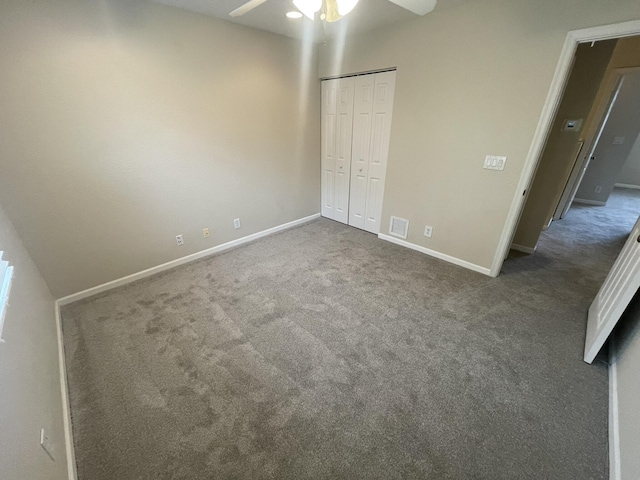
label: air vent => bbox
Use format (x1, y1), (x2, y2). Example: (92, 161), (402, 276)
(389, 216), (409, 239)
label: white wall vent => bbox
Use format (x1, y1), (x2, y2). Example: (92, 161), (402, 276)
(0, 251), (14, 344)
(389, 216), (409, 239)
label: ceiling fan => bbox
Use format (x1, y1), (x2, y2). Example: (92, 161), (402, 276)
(230, 0), (437, 22)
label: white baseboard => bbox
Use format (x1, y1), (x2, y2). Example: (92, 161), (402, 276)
(57, 213), (321, 306)
(55, 302), (78, 480)
(615, 183), (640, 190)
(609, 339), (621, 480)
(378, 234), (491, 276)
(573, 198), (607, 206)
(510, 243), (536, 255)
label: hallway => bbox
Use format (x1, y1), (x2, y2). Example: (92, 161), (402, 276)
(505, 187), (640, 311)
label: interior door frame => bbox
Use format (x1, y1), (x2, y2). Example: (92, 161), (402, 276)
(490, 19), (640, 278)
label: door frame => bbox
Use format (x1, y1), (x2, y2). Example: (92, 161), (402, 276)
(490, 19), (640, 277)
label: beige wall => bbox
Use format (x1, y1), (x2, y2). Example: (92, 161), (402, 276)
(318, 0), (640, 269)
(0, 0), (320, 297)
(513, 40), (616, 249)
(617, 133), (640, 186)
(608, 33), (640, 69)
(576, 70), (640, 202)
(0, 205), (68, 480)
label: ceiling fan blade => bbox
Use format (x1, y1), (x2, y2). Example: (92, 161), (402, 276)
(230, 0), (269, 17)
(388, 0), (437, 15)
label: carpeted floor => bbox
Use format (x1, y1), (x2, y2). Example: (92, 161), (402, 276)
(61, 188), (640, 480)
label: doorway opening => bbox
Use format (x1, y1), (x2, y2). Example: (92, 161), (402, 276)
(490, 20), (640, 277)
(509, 36), (640, 261)
(502, 33), (640, 358)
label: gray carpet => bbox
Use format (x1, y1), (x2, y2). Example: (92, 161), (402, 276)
(61, 188), (640, 480)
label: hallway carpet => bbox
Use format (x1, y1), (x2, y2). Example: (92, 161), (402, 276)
(61, 188), (640, 479)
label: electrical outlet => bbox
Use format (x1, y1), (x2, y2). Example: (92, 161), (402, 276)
(595, 186), (602, 194)
(233, 218), (241, 229)
(203, 228), (210, 238)
(176, 234), (184, 246)
(40, 429), (55, 461)
(424, 225), (433, 238)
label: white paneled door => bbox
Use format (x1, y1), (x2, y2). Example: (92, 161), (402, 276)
(334, 77), (355, 224)
(321, 79), (338, 220)
(584, 213), (640, 363)
(321, 71), (396, 233)
(321, 77), (354, 223)
(363, 71), (396, 234)
(349, 75), (375, 229)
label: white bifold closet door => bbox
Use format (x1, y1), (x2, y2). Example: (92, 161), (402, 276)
(321, 71), (396, 234)
(321, 76), (354, 224)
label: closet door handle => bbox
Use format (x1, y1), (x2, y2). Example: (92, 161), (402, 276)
(359, 168), (363, 172)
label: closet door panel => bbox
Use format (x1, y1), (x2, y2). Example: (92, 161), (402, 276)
(348, 75), (375, 229)
(321, 79), (338, 219)
(364, 71), (396, 234)
(333, 77), (355, 224)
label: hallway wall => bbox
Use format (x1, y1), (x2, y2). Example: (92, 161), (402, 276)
(576, 70), (640, 204)
(617, 133), (640, 187)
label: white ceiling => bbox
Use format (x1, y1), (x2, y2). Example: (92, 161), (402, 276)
(151, 0), (459, 42)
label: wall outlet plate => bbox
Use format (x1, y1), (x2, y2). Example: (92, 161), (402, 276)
(424, 225), (433, 238)
(233, 218), (241, 229)
(176, 234), (184, 246)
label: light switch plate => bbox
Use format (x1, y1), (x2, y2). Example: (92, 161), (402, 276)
(484, 155), (507, 171)
(561, 119), (583, 132)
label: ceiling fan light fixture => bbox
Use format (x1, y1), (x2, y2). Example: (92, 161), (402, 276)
(292, 0), (322, 20)
(336, 0), (359, 16)
(324, 0), (341, 22)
